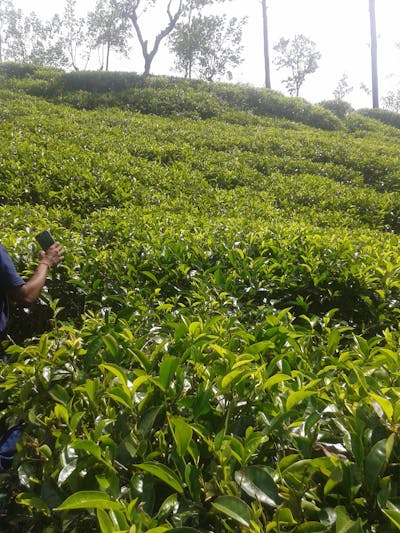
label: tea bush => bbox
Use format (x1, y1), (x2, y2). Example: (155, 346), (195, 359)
(319, 99), (354, 119)
(0, 86), (400, 531)
(358, 107), (400, 130)
(1, 64), (342, 130)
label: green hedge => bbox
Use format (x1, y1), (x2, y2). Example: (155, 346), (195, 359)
(358, 107), (400, 129)
(0, 63), (342, 130)
(319, 99), (354, 119)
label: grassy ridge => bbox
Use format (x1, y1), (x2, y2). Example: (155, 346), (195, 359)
(0, 81), (400, 531)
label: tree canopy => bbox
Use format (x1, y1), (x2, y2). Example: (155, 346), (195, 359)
(169, 13), (246, 81)
(273, 34), (321, 97)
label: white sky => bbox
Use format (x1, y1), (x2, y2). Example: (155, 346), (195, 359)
(12, 0), (400, 109)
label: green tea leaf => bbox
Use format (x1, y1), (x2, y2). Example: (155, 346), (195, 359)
(327, 329), (341, 356)
(235, 466), (281, 507)
(369, 393), (393, 421)
(365, 435), (395, 488)
(16, 493), (50, 512)
(296, 523), (328, 532)
(212, 496), (253, 527)
(382, 508), (400, 529)
(167, 529), (204, 532)
(54, 404), (69, 424)
(108, 386), (132, 409)
(102, 334), (120, 358)
(58, 461), (78, 484)
(49, 384), (70, 406)
(157, 493), (178, 520)
(221, 369), (250, 388)
(142, 270), (159, 284)
(335, 505), (363, 532)
(158, 356), (179, 390)
(185, 464), (201, 501)
(169, 416), (193, 457)
(100, 363), (128, 386)
(286, 390), (316, 410)
(71, 439), (101, 460)
(55, 491), (122, 511)
(135, 462), (183, 494)
(264, 373), (291, 389)
(275, 507), (297, 525)
(138, 405), (163, 437)
(97, 509), (114, 533)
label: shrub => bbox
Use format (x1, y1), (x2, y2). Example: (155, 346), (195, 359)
(358, 107), (400, 129)
(58, 70), (143, 93)
(0, 64), (342, 130)
(0, 62), (38, 78)
(208, 83), (343, 130)
(319, 99), (354, 119)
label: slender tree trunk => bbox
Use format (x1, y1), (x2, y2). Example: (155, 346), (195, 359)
(369, 0), (379, 108)
(187, 5), (193, 79)
(106, 41), (110, 71)
(261, 0), (271, 88)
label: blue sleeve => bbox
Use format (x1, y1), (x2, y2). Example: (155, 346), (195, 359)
(0, 246), (25, 290)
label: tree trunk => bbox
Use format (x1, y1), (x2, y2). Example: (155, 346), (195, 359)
(144, 52), (154, 76)
(369, 0), (379, 108)
(129, 0), (183, 76)
(261, 0), (271, 89)
(106, 41), (110, 71)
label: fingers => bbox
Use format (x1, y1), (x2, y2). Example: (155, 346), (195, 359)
(44, 242), (64, 265)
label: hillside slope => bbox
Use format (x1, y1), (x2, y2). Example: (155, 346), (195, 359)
(0, 81), (400, 531)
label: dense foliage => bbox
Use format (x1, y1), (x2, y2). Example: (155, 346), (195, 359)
(0, 75), (400, 532)
(0, 64), (342, 130)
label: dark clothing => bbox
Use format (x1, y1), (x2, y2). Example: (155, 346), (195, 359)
(0, 248), (25, 473)
(0, 246), (24, 333)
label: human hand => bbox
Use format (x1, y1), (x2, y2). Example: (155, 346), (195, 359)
(40, 242), (64, 268)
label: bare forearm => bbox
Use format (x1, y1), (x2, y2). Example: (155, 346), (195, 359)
(7, 242), (64, 306)
(8, 262), (50, 305)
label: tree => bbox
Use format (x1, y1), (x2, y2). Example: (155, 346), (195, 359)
(369, 0), (379, 108)
(360, 82), (371, 96)
(197, 15), (246, 82)
(170, 13), (246, 81)
(169, 15), (203, 78)
(87, 0), (132, 71)
(333, 73), (353, 101)
(382, 90), (400, 112)
(0, 1), (33, 64)
(273, 34), (321, 97)
(0, 1), (68, 68)
(23, 13), (68, 68)
(62, 0), (91, 71)
(115, 0), (184, 75)
(2, 7), (69, 68)
(0, 0), (13, 62)
(118, 0), (230, 75)
(261, 0), (271, 89)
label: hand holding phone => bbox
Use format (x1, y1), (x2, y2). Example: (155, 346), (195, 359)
(35, 230), (56, 251)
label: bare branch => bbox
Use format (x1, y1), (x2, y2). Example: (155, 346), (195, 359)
(127, 0), (185, 74)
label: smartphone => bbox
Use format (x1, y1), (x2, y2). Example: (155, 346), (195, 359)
(35, 230), (55, 251)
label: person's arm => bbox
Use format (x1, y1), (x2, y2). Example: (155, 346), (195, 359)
(7, 242), (64, 305)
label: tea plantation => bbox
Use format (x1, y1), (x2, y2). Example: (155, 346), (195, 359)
(1, 68), (400, 532)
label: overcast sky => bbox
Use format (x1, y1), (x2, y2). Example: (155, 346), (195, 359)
(12, 0), (400, 109)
